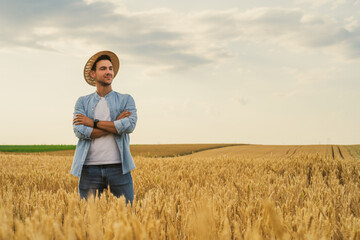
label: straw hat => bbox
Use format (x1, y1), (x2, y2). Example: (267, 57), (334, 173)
(83, 50), (120, 86)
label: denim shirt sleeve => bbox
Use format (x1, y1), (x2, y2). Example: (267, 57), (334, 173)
(114, 94), (137, 134)
(73, 97), (93, 140)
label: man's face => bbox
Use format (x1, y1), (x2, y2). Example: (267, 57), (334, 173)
(91, 59), (114, 86)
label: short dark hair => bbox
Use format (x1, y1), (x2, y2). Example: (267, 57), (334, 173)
(91, 55), (112, 71)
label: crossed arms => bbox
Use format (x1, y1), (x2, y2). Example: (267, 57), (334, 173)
(72, 95), (137, 140)
(73, 110), (132, 139)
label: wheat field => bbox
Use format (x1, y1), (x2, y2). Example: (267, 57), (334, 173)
(1, 145), (360, 239)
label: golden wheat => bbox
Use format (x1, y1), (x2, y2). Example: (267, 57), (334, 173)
(1, 146), (360, 239)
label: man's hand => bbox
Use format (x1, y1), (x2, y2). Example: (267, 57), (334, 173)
(116, 110), (132, 120)
(73, 114), (94, 127)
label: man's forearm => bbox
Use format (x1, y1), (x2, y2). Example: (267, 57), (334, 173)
(74, 113), (127, 136)
(90, 128), (111, 138)
(97, 121), (118, 134)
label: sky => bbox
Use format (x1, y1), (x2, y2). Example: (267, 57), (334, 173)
(0, 0), (359, 145)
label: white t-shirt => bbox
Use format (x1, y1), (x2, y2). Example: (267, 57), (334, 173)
(84, 97), (121, 165)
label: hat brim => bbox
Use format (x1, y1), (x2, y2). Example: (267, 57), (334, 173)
(83, 50), (120, 86)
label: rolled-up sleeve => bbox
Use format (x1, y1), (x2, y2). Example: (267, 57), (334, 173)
(73, 97), (93, 140)
(114, 95), (137, 134)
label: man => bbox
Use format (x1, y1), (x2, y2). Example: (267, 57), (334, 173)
(71, 50), (137, 204)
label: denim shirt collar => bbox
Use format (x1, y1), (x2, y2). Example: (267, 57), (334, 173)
(94, 90), (114, 100)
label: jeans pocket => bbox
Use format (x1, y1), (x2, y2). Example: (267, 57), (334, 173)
(79, 166), (103, 189)
(107, 171), (132, 186)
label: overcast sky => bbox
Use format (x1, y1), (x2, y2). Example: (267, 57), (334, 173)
(1, 0), (359, 145)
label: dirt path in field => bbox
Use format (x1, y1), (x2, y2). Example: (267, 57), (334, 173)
(0, 150), (76, 156)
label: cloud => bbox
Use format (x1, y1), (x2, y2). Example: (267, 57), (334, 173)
(294, 0), (346, 9)
(344, 17), (359, 32)
(0, 0), (359, 72)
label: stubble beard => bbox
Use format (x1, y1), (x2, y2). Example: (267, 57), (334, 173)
(98, 80), (112, 86)
(97, 76), (113, 86)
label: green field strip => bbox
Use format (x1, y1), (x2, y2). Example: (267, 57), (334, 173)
(0, 145), (76, 152)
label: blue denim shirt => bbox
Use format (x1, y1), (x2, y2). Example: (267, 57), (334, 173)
(70, 91), (137, 177)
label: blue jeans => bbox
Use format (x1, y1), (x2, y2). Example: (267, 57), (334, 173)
(79, 164), (134, 205)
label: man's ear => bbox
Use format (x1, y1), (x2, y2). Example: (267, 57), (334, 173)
(90, 70), (96, 79)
